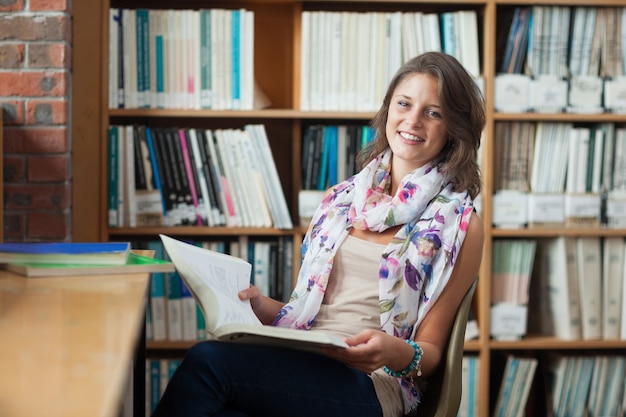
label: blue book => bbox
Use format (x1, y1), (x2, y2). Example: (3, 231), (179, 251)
(148, 241), (168, 341)
(108, 126), (119, 227)
(231, 9), (241, 109)
(0, 241), (130, 265)
(149, 360), (161, 413)
(326, 125), (338, 186)
(316, 126), (332, 190)
(144, 127), (166, 215)
(166, 271), (183, 341)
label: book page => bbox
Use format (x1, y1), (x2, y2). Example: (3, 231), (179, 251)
(160, 235), (261, 330)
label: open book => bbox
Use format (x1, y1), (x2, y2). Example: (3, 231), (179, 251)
(159, 234), (348, 352)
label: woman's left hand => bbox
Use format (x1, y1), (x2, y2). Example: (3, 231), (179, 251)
(322, 329), (410, 374)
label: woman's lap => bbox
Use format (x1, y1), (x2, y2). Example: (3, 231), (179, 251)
(152, 341), (383, 417)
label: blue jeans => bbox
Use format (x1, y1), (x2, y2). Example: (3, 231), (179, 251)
(151, 341), (384, 417)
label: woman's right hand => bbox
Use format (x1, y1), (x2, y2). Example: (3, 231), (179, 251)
(238, 285), (285, 324)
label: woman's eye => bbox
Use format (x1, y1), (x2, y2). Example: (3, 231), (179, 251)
(398, 100), (409, 107)
(427, 109), (442, 119)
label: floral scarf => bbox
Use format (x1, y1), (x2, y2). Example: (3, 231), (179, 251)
(274, 149), (474, 414)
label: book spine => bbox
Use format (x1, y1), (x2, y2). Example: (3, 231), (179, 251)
(144, 127), (167, 216)
(108, 125), (119, 227)
(200, 9), (212, 109)
(178, 128), (204, 225)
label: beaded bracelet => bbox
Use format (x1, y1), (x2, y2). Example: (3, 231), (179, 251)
(383, 340), (423, 378)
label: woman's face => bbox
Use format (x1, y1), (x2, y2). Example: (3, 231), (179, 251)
(385, 73), (448, 173)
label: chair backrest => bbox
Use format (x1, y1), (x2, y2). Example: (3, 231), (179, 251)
(415, 278), (478, 417)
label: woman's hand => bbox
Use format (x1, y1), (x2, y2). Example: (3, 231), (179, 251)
(238, 285), (285, 325)
(322, 329), (416, 375)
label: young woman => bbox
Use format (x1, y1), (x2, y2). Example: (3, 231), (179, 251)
(152, 51), (485, 417)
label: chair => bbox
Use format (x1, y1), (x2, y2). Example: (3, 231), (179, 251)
(415, 278), (478, 417)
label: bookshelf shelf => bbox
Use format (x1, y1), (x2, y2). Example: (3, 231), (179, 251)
(492, 228), (626, 238)
(72, 0), (626, 415)
(108, 226), (301, 237)
(109, 108), (377, 120)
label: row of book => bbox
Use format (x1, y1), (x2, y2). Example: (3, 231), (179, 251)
(492, 122), (626, 228)
(456, 356), (480, 417)
(146, 358), (180, 416)
(109, 8), (255, 110)
(500, 6), (626, 78)
(491, 236), (626, 341)
(108, 123), (292, 229)
(492, 355), (626, 417)
(495, 6), (626, 113)
(301, 124), (375, 191)
(143, 237), (294, 343)
(300, 9), (480, 111)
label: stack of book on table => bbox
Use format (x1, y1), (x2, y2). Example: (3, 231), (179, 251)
(0, 241), (173, 277)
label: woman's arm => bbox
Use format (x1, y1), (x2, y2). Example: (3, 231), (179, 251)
(238, 286), (286, 325)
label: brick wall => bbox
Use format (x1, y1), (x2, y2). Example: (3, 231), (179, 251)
(0, 0), (72, 241)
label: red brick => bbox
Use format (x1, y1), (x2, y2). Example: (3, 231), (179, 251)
(3, 213), (25, 240)
(3, 127), (26, 153)
(1, 100), (25, 125)
(0, 43), (25, 68)
(0, 71), (67, 97)
(0, 0), (24, 12)
(28, 154), (69, 181)
(4, 155), (26, 181)
(5, 183), (70, 210)
(28, 42), (70, 69)
(27, 211), (70, 239)
(30, 0), (68, 12)
(23, 126), (68, 153)
(0, 15), (70, 42)
(26, 100), (67, 125)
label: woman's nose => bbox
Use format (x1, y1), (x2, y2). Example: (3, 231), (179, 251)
(405, 109), (423, 128)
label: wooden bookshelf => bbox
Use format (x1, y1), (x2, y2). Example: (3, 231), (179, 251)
(72, 1), (626, 416)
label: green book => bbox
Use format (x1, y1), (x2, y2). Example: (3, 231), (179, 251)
(4, 252), (174, 277)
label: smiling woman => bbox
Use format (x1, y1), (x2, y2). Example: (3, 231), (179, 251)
(151, 52), (485, 417)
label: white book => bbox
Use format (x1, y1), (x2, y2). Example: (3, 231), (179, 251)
(565, 127), (580, 193)
(234, 129), (273, 227)
(242, 9), (254, 110)
(214, 129), (250, 226)
(575, 127), (590, 194)
(300, 11), (311, 110)
(124, 125), (137, 227)
(577, 237), (603, 340)
(109, 8), (119, 109)
(204, 129), (237, 227)
(245, 124), (294, 229)
(327, 11), (341, 110)
(122, 9), (138, 108)
(564, 237), (583, 340)
(355, 13), (371, 111)
(458, 10), (480, 77)
(537, 238), (580, 340)
(116, 125), (125, 227)
(159, 234), (348, 352)
(210, 9), (225, 110)
(602, 238), (624, 339)
(188, 129), (214, 226)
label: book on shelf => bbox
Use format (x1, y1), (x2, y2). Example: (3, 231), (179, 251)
(493, 356), (538, 417)
(4, 251), (174, 278)
(159, 234), (347, 352)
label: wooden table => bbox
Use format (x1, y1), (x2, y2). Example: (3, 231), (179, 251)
(0, 269), (150, 417)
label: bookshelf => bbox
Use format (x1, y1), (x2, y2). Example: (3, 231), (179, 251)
(71, 1), (626, 416)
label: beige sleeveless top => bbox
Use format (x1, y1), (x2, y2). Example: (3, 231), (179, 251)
(311, 235), (404, 417)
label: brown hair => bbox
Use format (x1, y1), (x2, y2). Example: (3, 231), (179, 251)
(358, 52), (485, 199)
